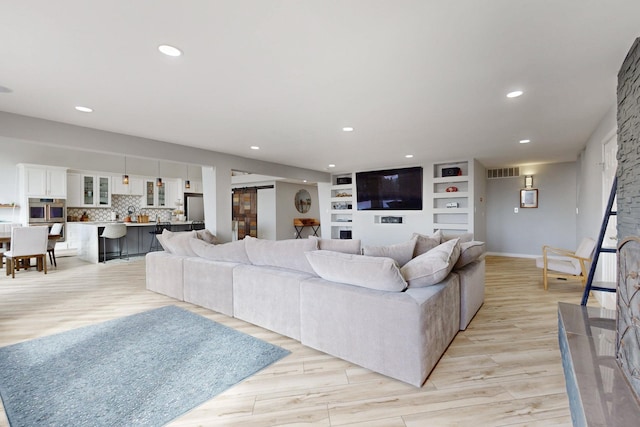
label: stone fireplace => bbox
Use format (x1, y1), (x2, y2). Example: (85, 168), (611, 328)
(616, 36), (640, 402)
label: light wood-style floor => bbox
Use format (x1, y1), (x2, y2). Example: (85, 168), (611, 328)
(0, 255), (599, 426)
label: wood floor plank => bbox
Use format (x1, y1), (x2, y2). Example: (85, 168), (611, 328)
(0, 254), (597, 426)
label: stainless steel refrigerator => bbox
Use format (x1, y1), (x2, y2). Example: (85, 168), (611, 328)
(185, 193), (204, 221)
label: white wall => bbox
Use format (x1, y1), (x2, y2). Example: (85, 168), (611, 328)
(257, 188), (276, 240)
(275, 182), (320, 240)
(486, 162), (577, 256)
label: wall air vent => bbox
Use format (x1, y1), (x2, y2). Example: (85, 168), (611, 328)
(487, 167), (521, 179)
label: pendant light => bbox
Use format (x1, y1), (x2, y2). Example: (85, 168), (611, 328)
(185, 164), (191, 189)
(122, 156), (129, 184)
(156, 161), (163, 187)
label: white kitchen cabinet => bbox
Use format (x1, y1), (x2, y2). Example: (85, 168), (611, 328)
(67, 173), (111, 207)
(19, 164), (67, 198)
(188, 180), (203, 194)
(112, 176), (144, 196)
(144, 178), (177, 207)
(67, 173), (82, 207)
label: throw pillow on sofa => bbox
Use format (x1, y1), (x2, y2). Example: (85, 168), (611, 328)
(400, 238), (461, 288)
(305, 250), (407, 292)
(195, 229), (218, 245)
(189, 238), (250, 264)
(454, 241), (485, 269)
(244, 236), (318, 274)
(412, 230), (442, 257)
(362, 238), (417, 267)
(157, 230), (198, 256)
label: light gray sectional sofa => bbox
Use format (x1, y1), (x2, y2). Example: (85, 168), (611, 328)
(145, 231), (485, 387)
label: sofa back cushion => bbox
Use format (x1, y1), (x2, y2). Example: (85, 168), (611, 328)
(305, 250), (407, 292)
(308, 236), (361, 254)
(401, 238), (461, 288)
(362, 238), (417, 267)
(189, 238), (250, 264)
(412, 230), (442, 257)
(244, 236), (318, 274)
(454, 241), (485, 269)
(157, 230), (198, 256)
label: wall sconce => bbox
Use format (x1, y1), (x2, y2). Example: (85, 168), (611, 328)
(524, 175), (533, 188)
(122, 156), (129, 184)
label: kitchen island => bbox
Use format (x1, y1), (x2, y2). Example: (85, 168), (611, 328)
(67, 221), (198, 263)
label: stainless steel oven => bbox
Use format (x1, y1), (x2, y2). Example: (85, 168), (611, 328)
(28, 198), (66, 223)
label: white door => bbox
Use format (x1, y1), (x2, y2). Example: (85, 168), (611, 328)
(596, 133), (617, 309)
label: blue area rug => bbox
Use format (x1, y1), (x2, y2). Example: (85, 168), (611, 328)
(0, 305), (290, 427)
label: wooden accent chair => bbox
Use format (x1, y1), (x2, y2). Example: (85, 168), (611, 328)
(4, 226), (49, 278)
(535, 237), (597, 290)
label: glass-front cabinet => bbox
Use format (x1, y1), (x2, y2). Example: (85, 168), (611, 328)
(145, 180), (156, 207)
(98, 176), (110, 206)
(83, 175), (95, 206)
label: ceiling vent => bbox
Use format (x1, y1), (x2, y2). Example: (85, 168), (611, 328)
(487, 167), (520, 179)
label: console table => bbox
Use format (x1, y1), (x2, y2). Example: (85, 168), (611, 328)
(293, 219), (320, 239)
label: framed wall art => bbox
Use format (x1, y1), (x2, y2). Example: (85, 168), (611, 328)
(520, 189), (538, 208)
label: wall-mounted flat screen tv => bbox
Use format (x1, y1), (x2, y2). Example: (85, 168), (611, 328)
(356, 166), (423, 210)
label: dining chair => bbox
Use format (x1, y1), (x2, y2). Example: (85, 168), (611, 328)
(47, 223), (63, 267)
(189, 220), (205, 231)
(4, 226), (49, 278)
(100, 223), (128, 263)
(0, 223), (22, 268)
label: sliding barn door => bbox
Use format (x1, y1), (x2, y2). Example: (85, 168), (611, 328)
(232, 188), (257, 239)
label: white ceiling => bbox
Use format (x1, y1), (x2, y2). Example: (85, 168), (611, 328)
(0, 1), (638, 174)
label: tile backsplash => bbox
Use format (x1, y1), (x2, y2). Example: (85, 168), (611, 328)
(67, 195), (173, 222)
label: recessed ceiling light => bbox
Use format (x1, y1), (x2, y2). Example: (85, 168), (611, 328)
(405, 154), (414, 158)
(519, 139), (531, 144)
(250, 146), (260, 150)
(75, 106), (93, 113)
(342, 127), (354, 132)
(303, 180), (308, 183)
(507, 90), (523, 98)
(158, 44), (182, 57)
(328, 164), (336, 168)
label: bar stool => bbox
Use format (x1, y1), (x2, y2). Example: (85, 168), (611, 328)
(100, 224), (128, 263)
(190, 220), (205, 231)
(149, 222), (171, 252)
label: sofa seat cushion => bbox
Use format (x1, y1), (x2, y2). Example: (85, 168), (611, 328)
(401, 238), (461, 288)
(300, 274), (460, 386)
(244, 236), (318, 274)
(145, 251), (187, 300)
(189, 238), (250, 264)
(455, 259), (485, 330)
(233, 264), (313, 340)
(305, 250), (407, 292)
(362, 238), (417, 267)
(183, 257), (238, 317)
